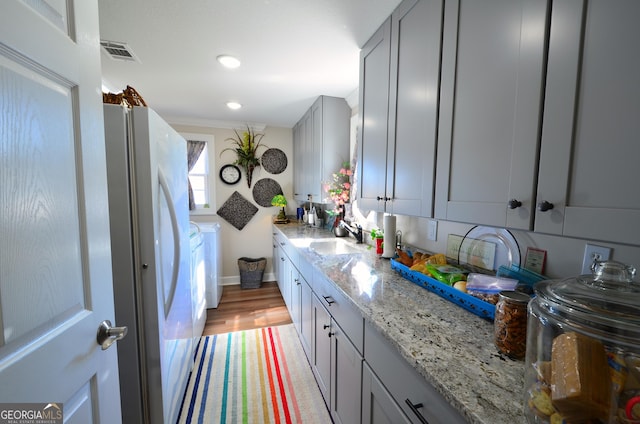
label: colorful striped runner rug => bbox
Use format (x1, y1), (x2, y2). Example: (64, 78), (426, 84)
(177, 324), (331, 424)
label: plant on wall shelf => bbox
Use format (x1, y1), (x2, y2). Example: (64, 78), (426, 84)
(222, 125), (267, 188)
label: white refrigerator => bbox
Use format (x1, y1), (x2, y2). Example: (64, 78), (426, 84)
(103, 104), (199, 424)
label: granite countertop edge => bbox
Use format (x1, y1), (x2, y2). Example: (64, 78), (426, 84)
(273, 223), (527, 424)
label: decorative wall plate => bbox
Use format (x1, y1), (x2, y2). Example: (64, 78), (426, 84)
(261, 148), (288, 174)
(216, 191), (258, 230)
(458, 225), (521, 272)
(252, 178), (283, 207)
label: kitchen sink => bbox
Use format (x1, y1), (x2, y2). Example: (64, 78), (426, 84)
(309, 239), (365, 256)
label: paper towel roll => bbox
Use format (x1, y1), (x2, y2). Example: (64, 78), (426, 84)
(382, 215), (396, 258)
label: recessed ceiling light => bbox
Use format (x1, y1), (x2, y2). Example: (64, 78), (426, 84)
(226, 102), (242, 110)
(217, 55), (241, 69)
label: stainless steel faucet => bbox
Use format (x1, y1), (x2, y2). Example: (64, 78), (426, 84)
(339, 220), (363, 243)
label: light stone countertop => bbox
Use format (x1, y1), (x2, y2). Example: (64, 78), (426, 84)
(274, 222), (527, 424)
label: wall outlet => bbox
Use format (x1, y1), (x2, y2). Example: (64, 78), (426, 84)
(427, 220), (437, 241)
(581, 244), (612, 274)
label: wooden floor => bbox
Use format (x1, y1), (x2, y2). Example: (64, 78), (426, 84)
(202, 281), (292, 335)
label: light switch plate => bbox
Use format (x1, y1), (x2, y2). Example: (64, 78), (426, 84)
(427, 220), (437, 241)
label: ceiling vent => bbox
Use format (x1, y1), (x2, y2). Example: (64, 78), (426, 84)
(100, 40), (140, 62)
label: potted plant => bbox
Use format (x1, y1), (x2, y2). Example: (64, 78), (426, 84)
(222, 125), (267, 188)
(271, 194), (289, 223)
(370, 228), (384, 255)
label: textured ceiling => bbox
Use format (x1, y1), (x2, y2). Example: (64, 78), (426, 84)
(98, 0), (402, 128)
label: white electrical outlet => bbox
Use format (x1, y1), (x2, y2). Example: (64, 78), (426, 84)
(581, 243), (612, 274)
(427, 220), (437, 241)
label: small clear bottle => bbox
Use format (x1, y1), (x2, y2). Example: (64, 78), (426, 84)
(494, 290), (530, 359)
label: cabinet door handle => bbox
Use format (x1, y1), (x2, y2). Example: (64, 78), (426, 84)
(537, 200), (554, 212)
(295, 278), (301, 285)
(323, 296), (335, 305)
(405, 399), (429, 424)
(376, 196), (384, 201)
(507, 199), (522, 209)
(280, 257), (285, 262)
(323, 324), (330, 330)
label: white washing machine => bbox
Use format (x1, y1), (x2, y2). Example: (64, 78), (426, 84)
(189, 225), (206, 341)
(199, 223), (223, 308)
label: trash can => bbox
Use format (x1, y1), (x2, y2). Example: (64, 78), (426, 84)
(238, 257), (266, 289)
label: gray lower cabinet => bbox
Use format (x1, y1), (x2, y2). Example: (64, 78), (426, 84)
(312, 277), (363, 424)
(535, 0), (640, 245)
(300, 276), (313, 357)
(311, 292), (331, 403)
(289, 268), (302, 335)
(273, 236), (290, 306)
(331, 318), (363, 424)
(362, 362), (411, 424)
(435, 0), (549, 229)
(365, 322), (466, 424)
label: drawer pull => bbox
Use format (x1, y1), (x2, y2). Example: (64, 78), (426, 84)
(323, 296), (335, 306)
(405, 399), (429, 424)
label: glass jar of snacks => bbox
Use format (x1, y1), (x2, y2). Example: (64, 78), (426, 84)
(494, 290), (530, 359)
(524, 260), (640, 424)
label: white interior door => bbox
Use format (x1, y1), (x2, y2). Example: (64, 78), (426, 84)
(0, 1), (122, 422)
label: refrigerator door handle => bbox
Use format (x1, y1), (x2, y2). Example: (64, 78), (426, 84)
(158, 168), (181, 317)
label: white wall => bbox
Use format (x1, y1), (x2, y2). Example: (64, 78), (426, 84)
(172, 123), (293, 284)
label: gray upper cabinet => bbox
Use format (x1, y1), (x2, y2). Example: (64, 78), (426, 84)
(535, 0), (640, 245)
(358, 0), (443, 217)
(435, 0), (549, 229)
(293, 117), (306, 203)
(358, 17), (391, 213)
(293, 96), (350, 203)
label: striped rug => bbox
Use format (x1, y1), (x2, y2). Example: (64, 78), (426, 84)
(177, 324), (331, 424)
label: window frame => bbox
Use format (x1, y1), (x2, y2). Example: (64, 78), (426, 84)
(181, 132), (215, 216)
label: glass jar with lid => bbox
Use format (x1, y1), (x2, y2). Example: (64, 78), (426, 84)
(524, 260), (640, 423)
(495, 290), (530, 359)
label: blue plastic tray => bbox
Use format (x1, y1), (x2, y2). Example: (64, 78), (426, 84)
(391, 259), (495, 320)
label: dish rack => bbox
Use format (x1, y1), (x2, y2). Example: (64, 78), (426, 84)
(391, 259), (495, 320)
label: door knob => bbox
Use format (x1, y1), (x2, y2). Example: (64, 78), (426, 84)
(537, 200), (554, 212)
(507, 199), (522, 209)
(97, 320), (128, 350)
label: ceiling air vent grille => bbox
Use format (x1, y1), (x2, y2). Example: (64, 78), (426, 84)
(100, 40), (140, 62)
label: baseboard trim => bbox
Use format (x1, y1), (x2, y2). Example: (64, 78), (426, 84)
(221, 271), (276, 286)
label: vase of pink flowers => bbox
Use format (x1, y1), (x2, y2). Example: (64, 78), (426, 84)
(323, 162), (352, 227)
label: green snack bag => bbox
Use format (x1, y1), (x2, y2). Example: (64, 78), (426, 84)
(425, 264), (467, 286)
